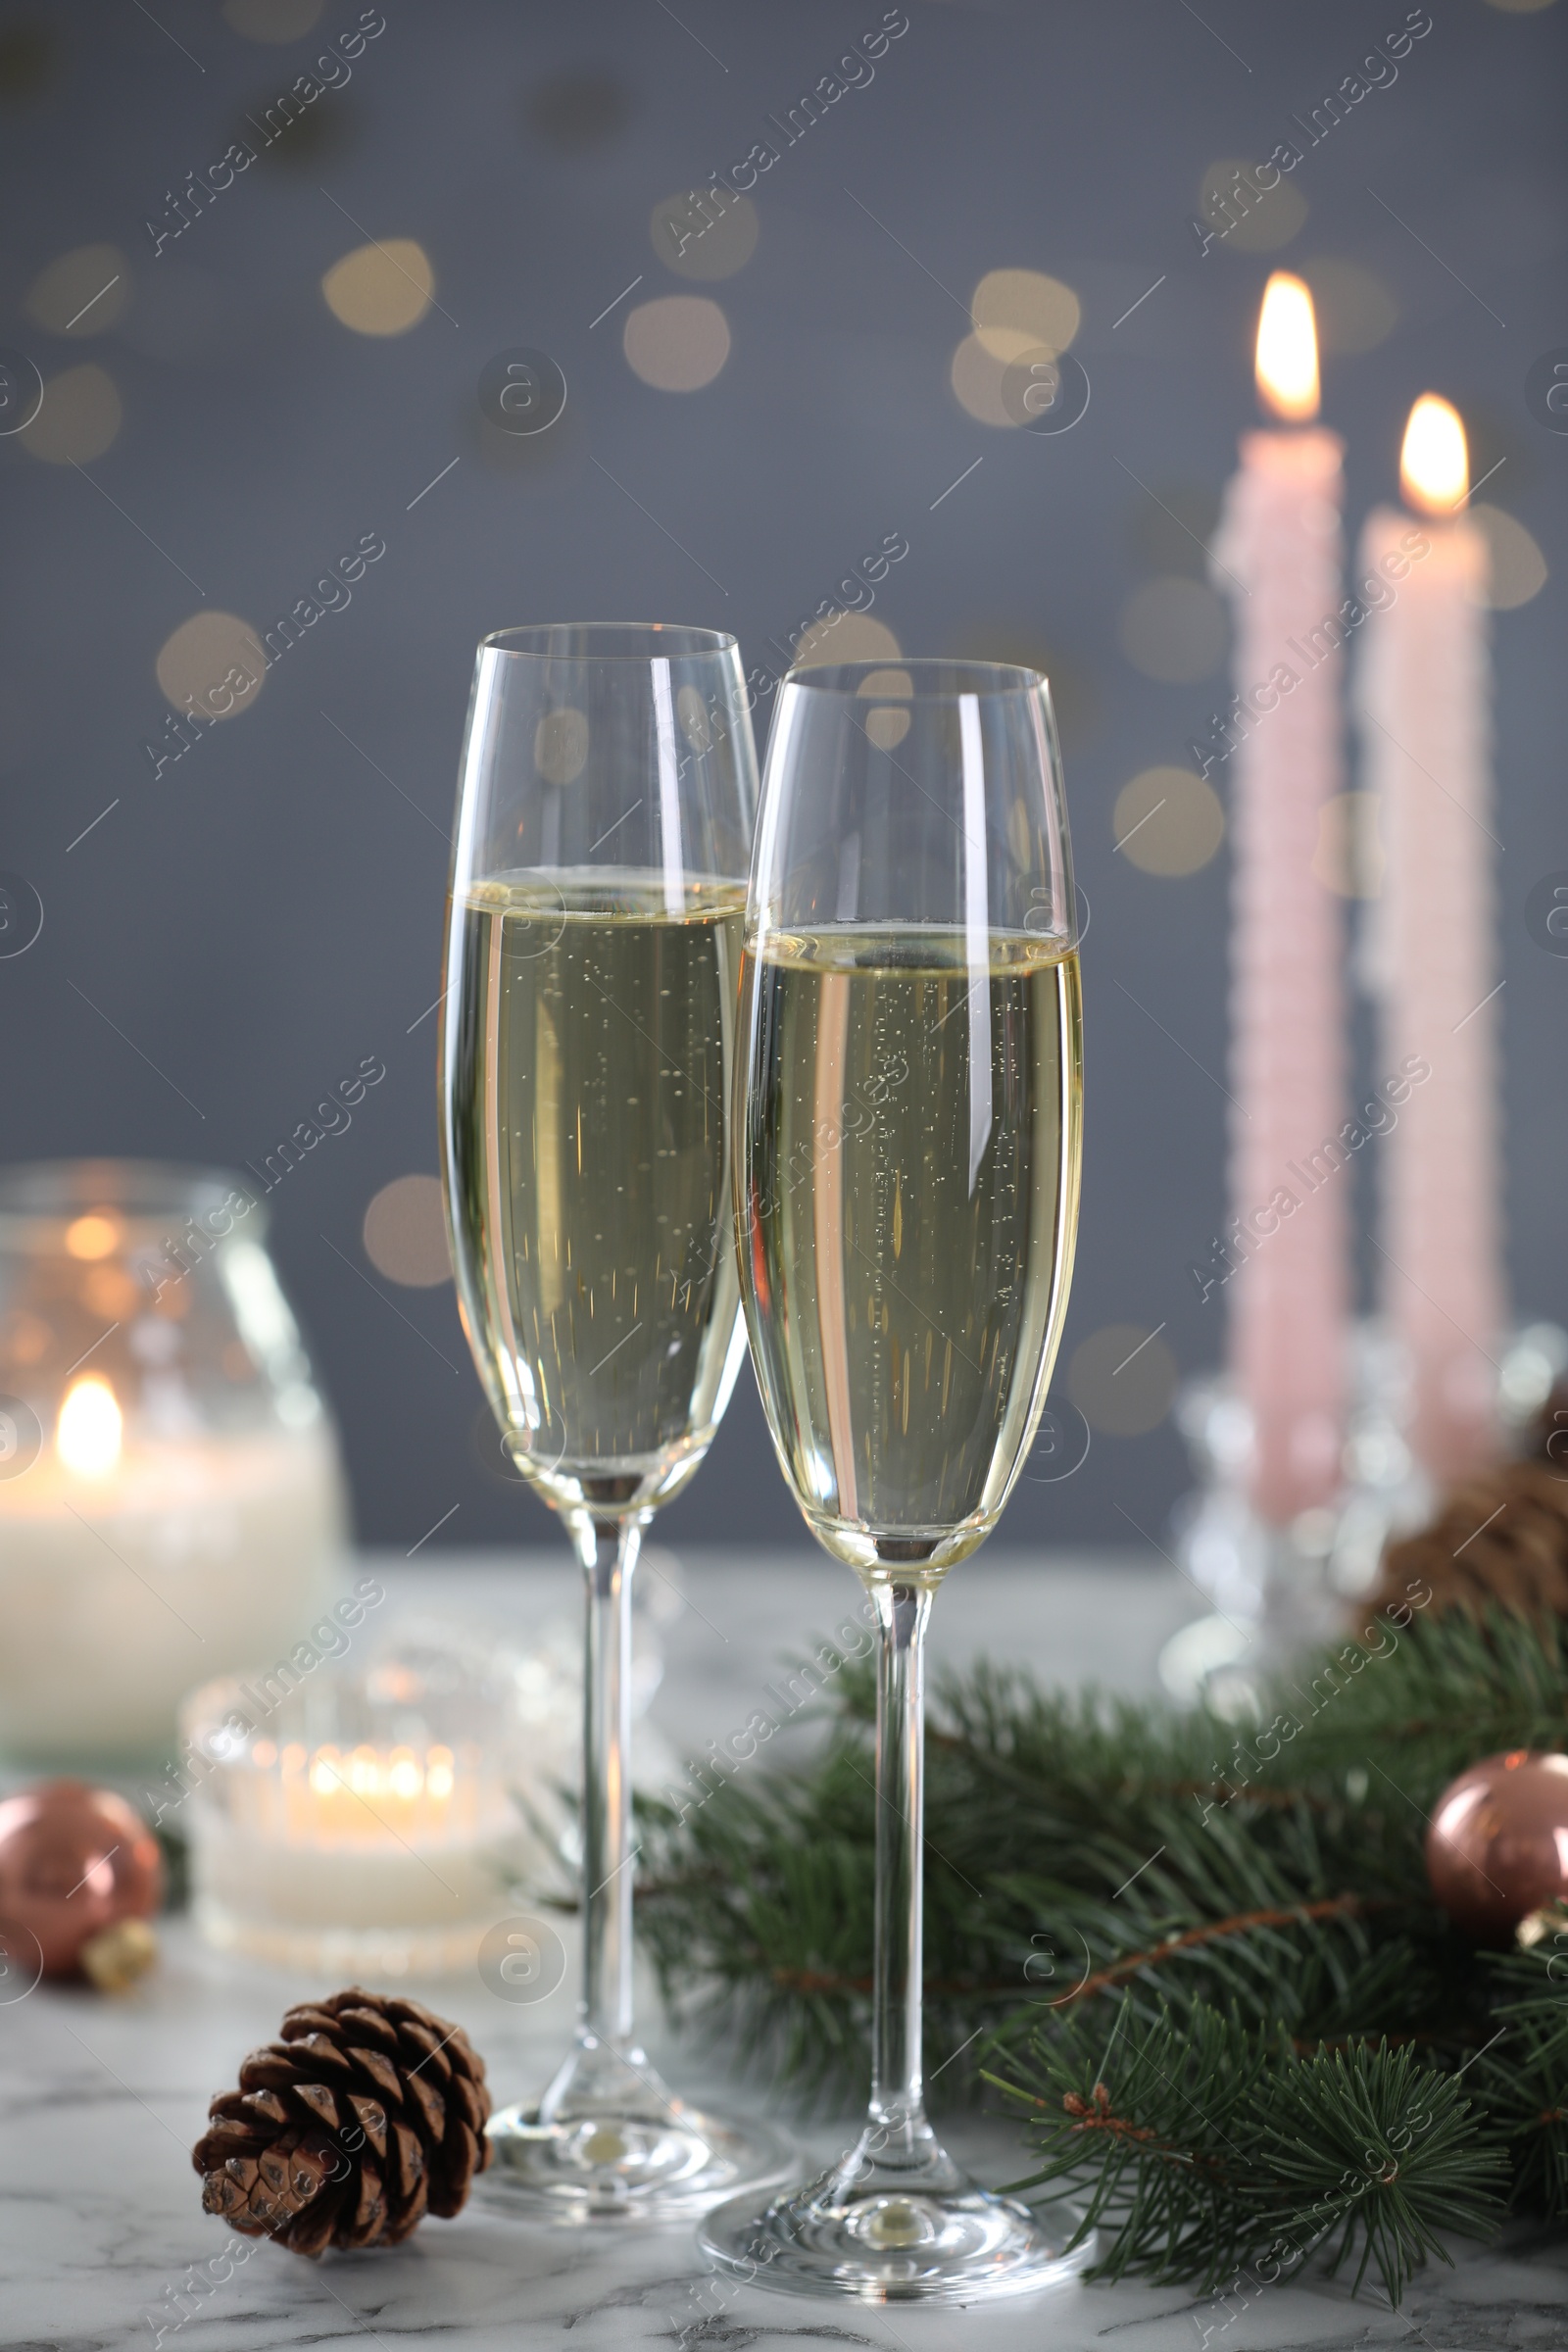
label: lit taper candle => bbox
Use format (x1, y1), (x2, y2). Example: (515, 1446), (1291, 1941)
(1209, 271), (1349, 1526)
(1358, 395), (1502, 1477)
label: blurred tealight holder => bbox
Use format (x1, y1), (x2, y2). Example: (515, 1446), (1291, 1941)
(0, 1161), (348, 1765)
(180, 1623), (578, 1977)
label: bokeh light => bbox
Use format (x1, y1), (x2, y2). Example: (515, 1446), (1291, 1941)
(363, 1175), (452, 1287)
(650, 189), (759, 280)
(20, 364), (122, 463)
(156, 612), (266, 720)
(969, 268), (1079, 359)
(1470, 505), (1547, 610)
(623, 295), (730, 391)
(856, 667), (914, 751)
(25, 244), (129, 337)
(1198, 157), (1306, 253)
(950, 333), (1016, 427)
(320, 239), (434, 335)
(793, 613), (902, 666)
(1067, 1324), (1179, 1437)
(1118, 578), (1227, 683)
(1300, 258), (1398, 355)
(534, 708), (590, 784)
(1113, 767), (1225, 877)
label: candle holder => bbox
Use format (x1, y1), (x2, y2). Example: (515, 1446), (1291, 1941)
(1160, 1319), (1568, 1708)
(182, 1622), (577, 1978)
(0, 1160), (348, 1764)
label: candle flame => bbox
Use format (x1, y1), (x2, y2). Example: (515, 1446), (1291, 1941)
(302, 1742), (457, 1807)
(57, 1375), (122, 1478)
(1400, 393), (1468, 514)
(1255, 271), (1319, 422)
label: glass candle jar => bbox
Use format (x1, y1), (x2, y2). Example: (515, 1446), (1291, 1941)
(0, 1160), (349, 1765)
(181, 1623), (573, 1977)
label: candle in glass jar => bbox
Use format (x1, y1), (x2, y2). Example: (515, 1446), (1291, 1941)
(0, 1372), (343, 1761)
(1358, 394), (1502, 1476)
(1209, 272), (1348, 1525)
(0, 1172), (350, 1765)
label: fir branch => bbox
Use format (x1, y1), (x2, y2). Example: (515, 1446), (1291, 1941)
(990, 2003), (1507, 2304)
(1054, 1893), (1393, 2011)
(1474, 1933), (1568, 2219)
(635, 1604), (1568, 2295)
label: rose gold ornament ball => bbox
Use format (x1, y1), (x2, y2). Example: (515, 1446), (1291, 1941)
(1426, 1749), (1568, 1945)
(0, 1780), (164, 1978)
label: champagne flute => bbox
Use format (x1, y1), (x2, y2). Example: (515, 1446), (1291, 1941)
(439, 624), (790, 2217)
(702, 660), (1089, 2299)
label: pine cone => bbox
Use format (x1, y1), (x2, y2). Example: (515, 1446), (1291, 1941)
(1373, 1459), (1568, 1624)
(193, 1986), (491, 2254)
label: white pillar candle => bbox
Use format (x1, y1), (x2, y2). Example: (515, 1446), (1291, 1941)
(1358, 395), (1502, 1477)
(1209, 272), (1348, 1526)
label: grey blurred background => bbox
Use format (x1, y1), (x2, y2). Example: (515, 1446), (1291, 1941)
(1, 0), (1563, 1556)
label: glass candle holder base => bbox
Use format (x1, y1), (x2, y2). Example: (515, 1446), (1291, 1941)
(481, 2035), (792, 2221)
(701, 2128), (1095, 2304)
(191, 1892), (497, 1980)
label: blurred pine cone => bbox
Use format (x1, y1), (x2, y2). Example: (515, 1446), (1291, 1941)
(193, 1986), (491, 2254)
(1375, 1459), (1568, 1623)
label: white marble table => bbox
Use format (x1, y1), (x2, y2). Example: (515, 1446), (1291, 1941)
(5, 1547), (1566, 2350)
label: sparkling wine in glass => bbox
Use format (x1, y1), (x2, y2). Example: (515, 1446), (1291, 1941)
(702, 660), (1089, 2299)
(440, 623), (790, 2217)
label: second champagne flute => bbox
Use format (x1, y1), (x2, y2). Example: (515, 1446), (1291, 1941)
(439, 623), (790, 2217)
(703, 659), (1090, 2298)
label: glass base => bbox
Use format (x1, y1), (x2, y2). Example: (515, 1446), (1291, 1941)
(480, 2037), (793, 2221)
(700, 2126), (1096, 2303)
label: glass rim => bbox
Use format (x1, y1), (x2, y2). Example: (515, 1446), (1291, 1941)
(780, 658), (1050, 702)
(478, 622), (738, 662)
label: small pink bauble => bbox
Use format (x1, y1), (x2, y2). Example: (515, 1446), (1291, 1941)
(0, 1780), (164, 1978)
(1426, 1749), (1568, 1945)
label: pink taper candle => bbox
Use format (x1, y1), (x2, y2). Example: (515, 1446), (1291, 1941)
(1209, 273), (1348, 1524)
(1359, 395), (1502, 1477)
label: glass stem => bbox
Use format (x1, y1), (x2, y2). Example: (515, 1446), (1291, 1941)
(868, 1578), (935, 2160)
(574, 1511), (645, 2048)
